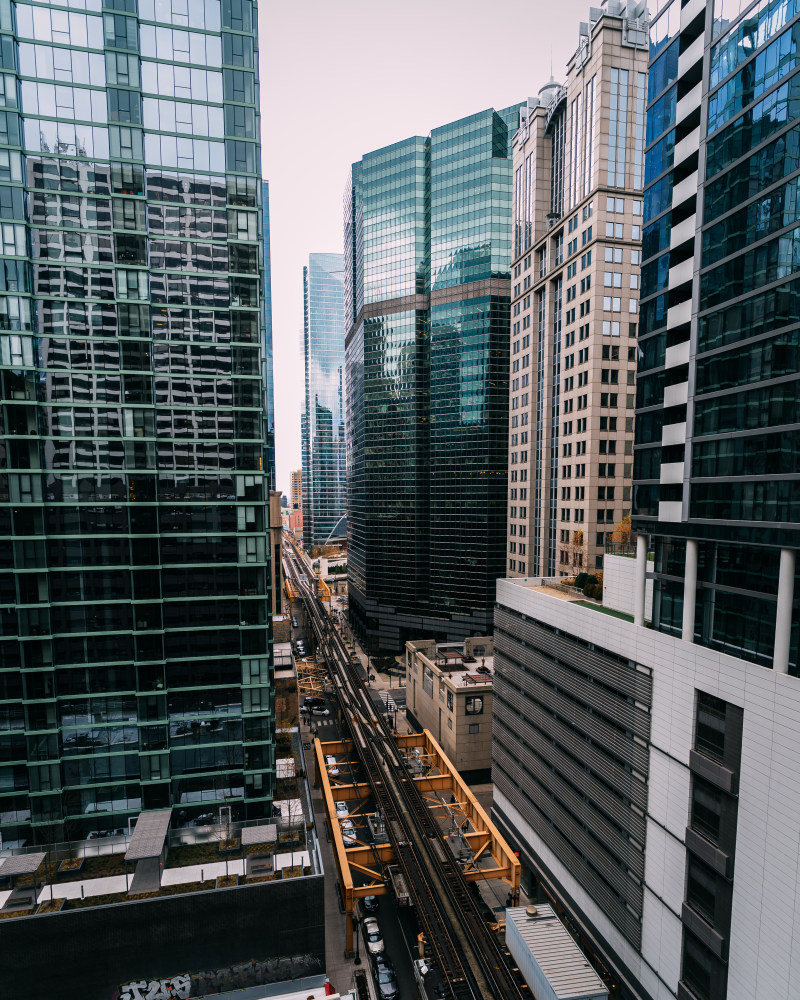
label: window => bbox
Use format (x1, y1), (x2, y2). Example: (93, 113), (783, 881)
(695, 691), (727, 763)
(446, 691), (453, 710)
(690, 776), (722, 843)
(686, 854), (719, 925)
(468, 723), (480, 734)
(466, 696), (484, 715)
(681, 933), (718, 1000)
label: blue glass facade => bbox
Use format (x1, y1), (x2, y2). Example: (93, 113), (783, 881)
(301, 252), (345, 548)
(345, 106), (522, 652)
(635, 0), (800, 670)
(0, 0), (274, 847)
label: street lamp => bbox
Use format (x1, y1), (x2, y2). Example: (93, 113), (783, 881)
(353, 913), (361, 965)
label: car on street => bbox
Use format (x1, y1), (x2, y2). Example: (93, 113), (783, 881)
(362, 894), (379, 913)
(335, 801), (349, 817)
(325, 754), (340, 776)
(374, 958), (399, 1000)
(310, 705), (330, 717)
(291, 617), (298, 627)
(363, 918), (384, 955)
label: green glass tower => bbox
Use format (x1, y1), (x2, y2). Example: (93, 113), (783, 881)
(345, 106), (522, 652)
(0, 0), (274, 847)
(302, 252), (345, 548)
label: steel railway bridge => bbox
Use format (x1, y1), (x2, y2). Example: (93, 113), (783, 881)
(283, 545), (526, 1000)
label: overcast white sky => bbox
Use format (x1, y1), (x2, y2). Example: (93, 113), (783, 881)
(260, 0), (591, 497)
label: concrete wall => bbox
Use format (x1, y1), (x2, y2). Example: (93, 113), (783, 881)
(602, 554), (653, 620)
(494, 578), (800, 1000)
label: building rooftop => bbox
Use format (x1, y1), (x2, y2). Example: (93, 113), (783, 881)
(506, 904), (608, 999)
(432, 647), (493, 687)
(408, 639), (495, 688)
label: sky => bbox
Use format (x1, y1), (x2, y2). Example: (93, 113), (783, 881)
(260, 0), (591, 497)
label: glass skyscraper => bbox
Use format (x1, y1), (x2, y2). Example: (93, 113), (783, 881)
(301, 252), (345, 548)
(345, 105), (522, 652)
(635, 0), (800, 673)
(262, 180), (275, 491)
(0, 0), (274, 847)
(631, 2), (800, 996)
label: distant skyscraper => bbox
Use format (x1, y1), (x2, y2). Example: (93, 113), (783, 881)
(507, 6), (648, 579)
(345, 104), (522, 651)
(301, 253), (346, 548)
(0, 0), (274, 846)
(290, 469), (303, 510)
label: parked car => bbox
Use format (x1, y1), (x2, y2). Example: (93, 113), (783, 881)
(325, 754), (340, 776)
(362, 894), (379, 913)
(363, 918), (384, 955)
(341, 825), (358, 846)
(302, 697), (324, 710)
(374, 958), (399, 999)
(310, 705), (330, 717)
(291, 617), (298, 627)
(335, 801), (349, 817)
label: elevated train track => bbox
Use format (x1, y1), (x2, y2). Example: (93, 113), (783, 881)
(283, 547), (525, 1000)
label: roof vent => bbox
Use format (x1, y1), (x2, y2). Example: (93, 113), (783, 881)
(526, 905), (539, 918)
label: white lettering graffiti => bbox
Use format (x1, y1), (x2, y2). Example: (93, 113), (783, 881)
(118, 976), (191, 1000)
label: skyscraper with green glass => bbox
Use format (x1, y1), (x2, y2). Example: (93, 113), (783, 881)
(0, 0), (274, 847)
(302, 252), (345, 548)
(345, 105), (522, 652)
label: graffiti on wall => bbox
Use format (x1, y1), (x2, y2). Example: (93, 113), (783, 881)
(115, 953), (324, 999)
(118, 980), (191, 1000)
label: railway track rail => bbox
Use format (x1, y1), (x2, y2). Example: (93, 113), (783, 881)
(283, 548), (525, 1000)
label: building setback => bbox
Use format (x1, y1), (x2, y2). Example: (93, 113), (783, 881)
(345, 104), (522, 652)
(0, 0), (274, 846)
(493, 2), (800, 1000)
(508, 1), (649, 580)
(301, 252), (346, 549)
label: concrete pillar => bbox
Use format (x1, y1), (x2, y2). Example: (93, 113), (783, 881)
(682, 539), (698, 643)
(773, 548), (796, 674)
(634, 533), (648, 627)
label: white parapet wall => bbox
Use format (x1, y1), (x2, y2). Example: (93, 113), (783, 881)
(603, 553), (653, 620)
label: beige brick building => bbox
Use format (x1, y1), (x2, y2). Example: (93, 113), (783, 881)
(508, 1), (649, 578)
(405, 637), (494, 780)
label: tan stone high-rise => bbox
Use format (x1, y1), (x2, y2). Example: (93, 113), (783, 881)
(507, 0), (649, 578)
(290, 469), (303, 511)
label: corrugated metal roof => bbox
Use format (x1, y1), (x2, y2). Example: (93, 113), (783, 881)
(125, 809), (172, 861)
(506, 904), (607, 999)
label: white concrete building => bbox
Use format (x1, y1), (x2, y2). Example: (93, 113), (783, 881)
(493, 574), (800, 1000)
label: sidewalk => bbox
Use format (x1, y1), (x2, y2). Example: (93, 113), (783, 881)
(300, 711), (360, 999)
